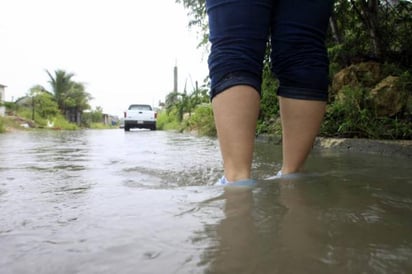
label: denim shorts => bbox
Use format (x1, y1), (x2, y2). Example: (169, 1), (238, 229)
(207, 0), (334, 101)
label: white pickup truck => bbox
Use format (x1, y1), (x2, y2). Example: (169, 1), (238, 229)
(123, 104), (157, 131)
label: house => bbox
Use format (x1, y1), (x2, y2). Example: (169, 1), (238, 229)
(102, 113), (119, 126)
(0, 84), (6, 117)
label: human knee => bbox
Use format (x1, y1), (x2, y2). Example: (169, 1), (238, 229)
(271, 40), (330, 101)
(275, 65), (329, 101)
(206, 0), (271, 100)
(209, 72), (262, 100)
(208, 40), (266, 99)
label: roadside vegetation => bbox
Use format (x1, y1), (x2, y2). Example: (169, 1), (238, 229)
(156, 82), (216, 136)
(164, 0), (412, 140)
(0, 117), (5, 133)
(1, 70), (115, 132)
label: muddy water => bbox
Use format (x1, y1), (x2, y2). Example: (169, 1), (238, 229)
(0, 129), (411, 274)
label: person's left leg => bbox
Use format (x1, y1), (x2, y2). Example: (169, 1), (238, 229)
(271, 0), (334, 174)
(206, 0), (272, 183)
(279, 97), (326, 174)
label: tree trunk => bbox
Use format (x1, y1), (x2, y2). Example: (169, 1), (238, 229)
(350, 0), (383, 59)
(366, 0), (382, 58)
(329, 15), (342, 44)
(329, 14), (351, 65)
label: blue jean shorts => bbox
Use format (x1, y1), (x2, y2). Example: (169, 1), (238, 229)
(207, 0), (334, 101)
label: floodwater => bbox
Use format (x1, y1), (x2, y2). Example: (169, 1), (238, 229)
(0, 129), (411, 274)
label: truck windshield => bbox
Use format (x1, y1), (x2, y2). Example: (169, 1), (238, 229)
(129, 105), (152, 111)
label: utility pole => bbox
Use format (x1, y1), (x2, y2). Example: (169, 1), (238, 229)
(173, 63), (178, 93)
(31, 96), (35, 121)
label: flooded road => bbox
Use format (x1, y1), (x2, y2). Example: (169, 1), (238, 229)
(1, 129), (411, 274)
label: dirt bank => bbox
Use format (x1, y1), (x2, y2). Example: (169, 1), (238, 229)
(256, 134), (412, 158)
(313, 137), (412, 158)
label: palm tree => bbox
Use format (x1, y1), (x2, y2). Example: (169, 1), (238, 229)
(65, 82), (92, 112)
(46, 69), (92, 124)
(46, 69), (75, 114)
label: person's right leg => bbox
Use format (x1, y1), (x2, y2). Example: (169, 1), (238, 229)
(212, 85), (260, 182)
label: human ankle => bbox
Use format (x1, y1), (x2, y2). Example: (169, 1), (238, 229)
(224, 173), (251, 183)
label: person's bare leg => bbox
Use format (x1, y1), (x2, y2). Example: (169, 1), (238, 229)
(279, 96), (326, 174)
(212, 85), (260, 182)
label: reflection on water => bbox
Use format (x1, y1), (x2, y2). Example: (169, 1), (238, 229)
(0, 129), (411, 273)
(204, 175), (412, 274)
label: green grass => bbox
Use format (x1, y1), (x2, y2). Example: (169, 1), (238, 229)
(89, 122), (118, 129)
(156, 110), (181, 130)
(185, 104), (216, 136)
(0, 117), (5, 133)
(52, 115), (78, 130)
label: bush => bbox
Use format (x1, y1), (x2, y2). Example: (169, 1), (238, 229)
(186, 103), (216, 136)
(321, 86), (412, 139)
(0, 117), (5, 133)
(257, 64), (281, 136)
(53, 115), (78, 130)
(156, 109), (181, 130)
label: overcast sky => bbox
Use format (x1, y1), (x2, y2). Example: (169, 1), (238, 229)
(0, 0), (209, 117)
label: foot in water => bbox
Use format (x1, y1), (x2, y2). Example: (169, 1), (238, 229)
(215, 176), (256, 187)
(265, 170), (302, 180)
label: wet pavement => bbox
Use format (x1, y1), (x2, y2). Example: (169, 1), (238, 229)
(0, 129), (411, 273)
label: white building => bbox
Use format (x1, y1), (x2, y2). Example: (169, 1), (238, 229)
(0, 84), (6, 116)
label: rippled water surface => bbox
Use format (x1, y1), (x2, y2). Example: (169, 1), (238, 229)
(0, 129), (411, 274)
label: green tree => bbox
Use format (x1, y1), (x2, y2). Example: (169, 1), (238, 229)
(81, 106), (105, 127)
(46, 69), (75, 113)
(28, 85), (59, 119)
(177, 0), (412, 139)
(165, 91), (180, 113)
(46, 69), (92, 124)
(177, 0), (412, 66)
(175, 0), (208, 46)
(91, 106), (104, 123)
(64, 82), (92, 113)
(189, 81), (209, 107)
(329, 0), (412, 67)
